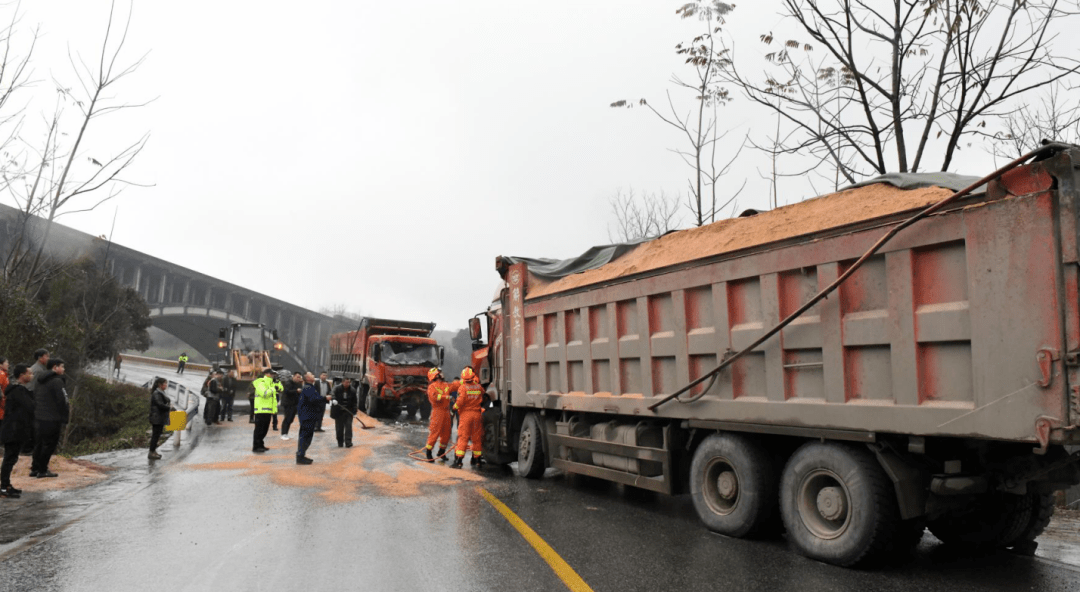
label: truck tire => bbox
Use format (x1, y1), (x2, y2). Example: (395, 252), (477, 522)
(364, 387), (381, 418)
(517, 413), (546, 479)
(690, 433), (779, 538)
(927, 490), (1053, 550)
(405, 402), (419, 420)
(481, 408), (510, 466)
(780, 442), (900, 567)
(419, 400), (431, 422)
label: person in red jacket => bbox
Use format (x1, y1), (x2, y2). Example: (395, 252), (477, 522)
(424, 368), (454, 461)
(451, 367), (484, 469)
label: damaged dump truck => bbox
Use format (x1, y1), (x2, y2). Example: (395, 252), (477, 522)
(468, 143), (1080, 567)
(328, 318), (443, 420)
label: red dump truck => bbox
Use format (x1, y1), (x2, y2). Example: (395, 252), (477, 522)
(328, 318), (443, 420)
(468, 144), (1080, 567)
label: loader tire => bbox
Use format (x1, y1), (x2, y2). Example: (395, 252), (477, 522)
(690, 433), (779, 539)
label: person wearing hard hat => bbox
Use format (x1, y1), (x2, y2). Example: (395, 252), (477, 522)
(251, 369), (279, 453)
(450, 367), (485, 469)
(424, 368), (454, 461)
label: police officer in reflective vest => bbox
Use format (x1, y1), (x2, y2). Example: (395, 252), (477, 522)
(251, 369), (279, 452)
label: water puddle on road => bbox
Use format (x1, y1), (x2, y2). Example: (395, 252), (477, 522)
(187, 415), (484, 503)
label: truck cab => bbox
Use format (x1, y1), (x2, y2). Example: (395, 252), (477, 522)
(328, 318), (444, 420)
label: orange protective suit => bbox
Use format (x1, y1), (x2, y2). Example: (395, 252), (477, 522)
(454, 379), (485, 458)
(426, 379), (454, 450)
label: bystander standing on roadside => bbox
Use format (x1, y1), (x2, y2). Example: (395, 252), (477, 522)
(176, 352), (188, 374)
(219, 370), (237, 422)
(314, 371), (332, 432)
(0, 364), (33, 498)
(22, 349), (48, 456)
(113, 353), (123, 378)
(331, 377), (358, 448)
(295, 372), (329, 464)
(280, 371), (302, 441)
(31, 358), (69, 478)
(147, 377), (174, 460)
(0, 356), (8, 432)
(203, 371), (222, 426)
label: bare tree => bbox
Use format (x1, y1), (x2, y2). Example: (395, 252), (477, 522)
(991, 85), (1080, 160)
(713, 0), (1080, 184)
(611, 2), (744, 227)
(608, 187), (682, 242)
(0, 1), (152, 288)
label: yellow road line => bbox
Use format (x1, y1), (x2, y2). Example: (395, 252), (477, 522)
(478, 487), (595, 592)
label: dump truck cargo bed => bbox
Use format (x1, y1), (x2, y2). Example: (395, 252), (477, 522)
(504, 150), (1080, 447)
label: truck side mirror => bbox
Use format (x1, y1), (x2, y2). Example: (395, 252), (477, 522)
(439, 346), (445, 364)
(271, 329), (279, 340)
(218, 328), (226, 339)
(469, 317), (482, 341)
(371, 346), (380, 362)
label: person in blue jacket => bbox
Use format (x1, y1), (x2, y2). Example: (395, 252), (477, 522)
(295, 372), (330, 465)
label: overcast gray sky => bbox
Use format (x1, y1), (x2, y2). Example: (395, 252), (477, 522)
(11, 1), (1072, 332)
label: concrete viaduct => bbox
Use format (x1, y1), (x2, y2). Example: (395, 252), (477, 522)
(0, 203), (354, 372)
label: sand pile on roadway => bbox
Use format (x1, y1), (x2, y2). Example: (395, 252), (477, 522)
(6, 456), (114, 491)
(528, 183), (957, 297)
(189, 414), (484, 503)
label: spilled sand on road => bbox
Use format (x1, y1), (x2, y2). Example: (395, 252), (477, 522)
(6, 456), (114, 492)
(188, 413), (483, 503)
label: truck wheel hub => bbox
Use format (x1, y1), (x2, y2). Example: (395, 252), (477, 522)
(816, 486), (845, 521)
(716, 471), (738, 500)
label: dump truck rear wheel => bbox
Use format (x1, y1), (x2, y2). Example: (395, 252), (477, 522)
(690, 433), (779, 538)
(927, 491), (1052, 550)
(780, 442), (899, 567)
(517, 413), (546, 479)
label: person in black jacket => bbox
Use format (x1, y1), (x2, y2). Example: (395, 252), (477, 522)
(331, 377), (358, 448)
(279, 372), (302, 441)
(1, 365), (34, 498)
(203, 371), (222, 426)
(219, 370), (237, 422)
(147, 377), (174, 460)
(31, 359), (70, 478)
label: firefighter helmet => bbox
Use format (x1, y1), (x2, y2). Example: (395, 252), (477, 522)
(461, 367), (476, 382)
(428, 367), (441, 382)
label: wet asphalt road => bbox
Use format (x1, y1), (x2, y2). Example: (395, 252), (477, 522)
(2, 366), (1080, 591)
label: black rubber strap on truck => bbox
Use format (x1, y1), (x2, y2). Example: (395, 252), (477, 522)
(649, 142), (1075, 412)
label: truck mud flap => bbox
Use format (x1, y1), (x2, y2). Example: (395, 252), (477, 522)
(547, 425), (674, 494)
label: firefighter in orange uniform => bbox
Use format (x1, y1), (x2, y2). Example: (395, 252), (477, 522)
(425, 368), (454, 461)
(451, 367), (484, 469)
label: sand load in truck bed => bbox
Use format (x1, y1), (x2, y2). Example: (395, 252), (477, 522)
(528, 182), (960, 298)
